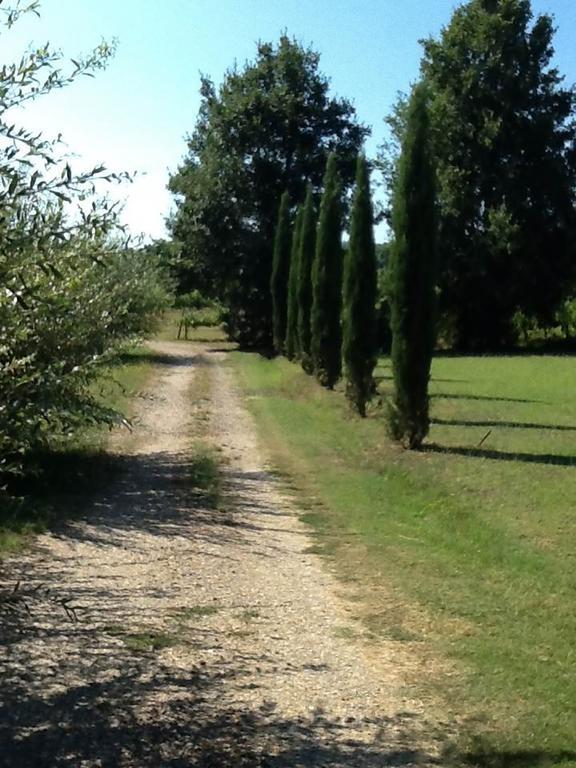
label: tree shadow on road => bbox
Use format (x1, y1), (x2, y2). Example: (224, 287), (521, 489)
(0, 613), (440, 768)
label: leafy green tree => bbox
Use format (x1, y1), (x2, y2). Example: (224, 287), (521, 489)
(271, 192), (292, 353)
(285, 207), (304, 360)
(421, 0), (576, 349)
(297, 186), (316, 372)
(311, 154), (343, 389)
(388, 85), (437, 449)
(378, 1), (576, 349)
(0, 6), (168, 481)
(169, 36), (368, 348)
(342, 155), (378, 416)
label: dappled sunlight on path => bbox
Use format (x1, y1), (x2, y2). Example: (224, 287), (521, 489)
(0, 342), (443, 767)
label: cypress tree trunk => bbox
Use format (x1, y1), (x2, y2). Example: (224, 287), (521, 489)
(270, 191), (291, 354)
(311, 154), (343, 388)
(297, 185), (316, 373)
(285, 206), (304, 360)
(389, 84), (437, 449)
(342, 154), (378, 416)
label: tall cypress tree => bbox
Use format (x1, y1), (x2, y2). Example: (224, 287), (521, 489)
(285, 206), (304, 360)
(297, 185), (316, 373)
(270, 191), (291, 354)
(311, 154), (343, 388)
(342, 154), (378, 417)
(389, 84), (437, 449)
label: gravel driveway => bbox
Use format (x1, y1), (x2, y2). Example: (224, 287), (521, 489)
(0, 341), (442, 767)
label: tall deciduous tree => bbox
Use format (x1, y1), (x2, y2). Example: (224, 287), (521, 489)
(271, 192), (292, 354)
(389, 85), (437, 449)
(297, 186), (316, 372)
(169, 36), (368, 348)
(311, 154), (343, 389)
(342, 155), (378, 417)
(420, 0), (576, 349)
(285, 207), (304, 361)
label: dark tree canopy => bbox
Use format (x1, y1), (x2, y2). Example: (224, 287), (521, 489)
(342, 155), (378, 417)
(286, 206), (304, 361)
(297, 185), (316, 372)
(169, 36), (369, 347)
(420, 0), (576, 349)
(311, 154), (344, 389)
(271, 191), (292, 354)
(389, 85), (437, 449)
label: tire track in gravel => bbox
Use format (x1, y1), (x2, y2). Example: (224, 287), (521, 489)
(0, 340), (445, 767)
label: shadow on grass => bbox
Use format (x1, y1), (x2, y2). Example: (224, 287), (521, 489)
(433, 339), (576, 357)
(118, 350), (211, 368)
(424, 443), (576, 467)
(1, 450), (123, 548)
(430, 393), (544, 404)
(376, 375), (471, 384)
(1, 441), (225, 554)
(453, 745), (576, 767)
(432, 418), (576, 432)
(206, 346), (237, 354)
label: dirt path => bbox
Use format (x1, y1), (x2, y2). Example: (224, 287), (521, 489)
(0, 341), (443, 767)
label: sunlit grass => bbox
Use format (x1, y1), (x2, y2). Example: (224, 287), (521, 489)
(154, 309), (229, 344)
(232, 351), (576, 767)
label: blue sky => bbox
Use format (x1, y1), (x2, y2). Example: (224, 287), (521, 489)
(3, 0), (576, 241)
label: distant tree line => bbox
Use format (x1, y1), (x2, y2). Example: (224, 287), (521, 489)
(168, 0), (576, 448)
(379, 0), (576, 351)
(168, 35), (368, 348)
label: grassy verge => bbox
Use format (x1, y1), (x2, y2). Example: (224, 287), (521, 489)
(154, 308), (227, 344)
(232, 351), (576, 767)
(0, 347), (156, 556)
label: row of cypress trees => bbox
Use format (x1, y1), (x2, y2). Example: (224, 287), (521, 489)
(271, 86), (437, 449)
(271, 153), (379, 417)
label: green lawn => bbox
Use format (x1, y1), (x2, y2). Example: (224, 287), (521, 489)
(232, 351), (576, 768)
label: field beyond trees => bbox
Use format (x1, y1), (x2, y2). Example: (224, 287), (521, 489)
(233, 349), (576, 765)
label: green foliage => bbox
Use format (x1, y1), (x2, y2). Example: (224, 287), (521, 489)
(297, 186), (316, 372)
(375, 265), (393, 354)
(420, 0), (576, 349)
(173, 291), (223, 338)
(271, 191), (291, 354)
(342, 155), (378, 416)
(311, 154), (343, 389)
(144, 238), (184, 291)
(285, 207), (303, 361)
(0, 7), (169, 480)
(168, 35), (368, 347)
(174, 289), (212, 310)
(389, 85), (437, 449)
(555, 298), (576, 339)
